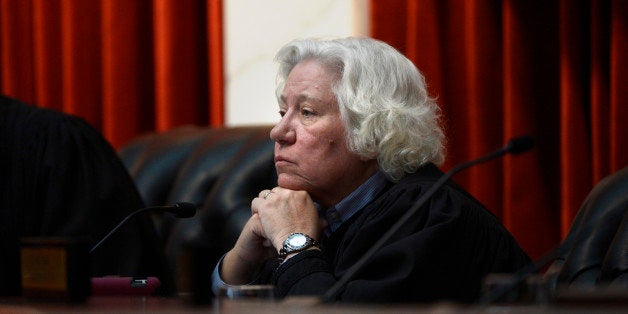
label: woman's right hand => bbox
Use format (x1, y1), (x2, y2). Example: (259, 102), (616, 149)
(220, 213), (277, 285)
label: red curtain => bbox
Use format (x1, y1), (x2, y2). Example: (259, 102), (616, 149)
(0, 0), (224, 149)
(2, 0), (626, 259)
(371, 0), (628, 258)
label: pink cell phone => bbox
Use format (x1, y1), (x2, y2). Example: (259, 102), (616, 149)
(91, 277), (161, 296)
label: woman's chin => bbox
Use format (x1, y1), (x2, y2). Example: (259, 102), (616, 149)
(277, 176), (309, 191)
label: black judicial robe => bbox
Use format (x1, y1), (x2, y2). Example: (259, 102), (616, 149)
(0, 95), (173, 295)
(263, 163), (531, 303)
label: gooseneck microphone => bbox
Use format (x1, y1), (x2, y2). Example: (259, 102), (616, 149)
(89, 202), (197, 253)
(321, 136), (535, 302)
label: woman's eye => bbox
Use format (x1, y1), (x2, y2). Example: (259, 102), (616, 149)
(278, 110), (286, 117)
(301, 109), (314, 117)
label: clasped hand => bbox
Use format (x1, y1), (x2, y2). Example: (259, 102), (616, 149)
(220, 187), (324, 285)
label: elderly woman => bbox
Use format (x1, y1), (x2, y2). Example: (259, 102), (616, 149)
(214, 37), (530, 303)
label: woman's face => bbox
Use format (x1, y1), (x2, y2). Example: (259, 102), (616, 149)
(270, 59), (377, 208)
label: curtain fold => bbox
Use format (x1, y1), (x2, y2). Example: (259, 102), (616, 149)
(101, 0), (155, 147)
(0, 0), (224, 149)
(557, 0), (593, 236)
(370, 0), (627, 258)
(32, 0), (63, 113)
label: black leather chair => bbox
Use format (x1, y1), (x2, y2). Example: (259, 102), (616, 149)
(544, 166), (628, 290)
(120, 124), (628, 298)
(119, 126), (214, 209)
(118, 125), (276, 289)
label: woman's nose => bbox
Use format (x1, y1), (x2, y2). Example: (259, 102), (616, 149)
(270, 115), (296, 145)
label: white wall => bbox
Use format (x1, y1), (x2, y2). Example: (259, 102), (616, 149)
(224, 0), (369, 126)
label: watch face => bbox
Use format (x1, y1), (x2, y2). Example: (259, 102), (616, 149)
(287, 233), (307, 249)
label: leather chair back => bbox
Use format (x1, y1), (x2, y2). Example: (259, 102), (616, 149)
(119, 126), (213, 208)
(545, 166), (628, 289)
(119, 125), (276, 285)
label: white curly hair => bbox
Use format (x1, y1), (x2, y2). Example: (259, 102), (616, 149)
(274, 37), (446, 181)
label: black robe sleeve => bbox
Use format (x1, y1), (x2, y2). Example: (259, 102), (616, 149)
(0, 95), (173, 295)
(261, 165), (531, 303)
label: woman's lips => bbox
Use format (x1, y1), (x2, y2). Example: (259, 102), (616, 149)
(274, 155), (293, 168)
(274, 155), (288, 163)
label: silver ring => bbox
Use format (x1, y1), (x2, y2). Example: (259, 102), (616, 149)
(263, 191), (273, 199)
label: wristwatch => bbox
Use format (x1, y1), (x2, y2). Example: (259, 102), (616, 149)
(279, 233), (319, 259)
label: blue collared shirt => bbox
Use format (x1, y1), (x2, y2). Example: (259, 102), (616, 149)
(322, 171), (390, 236)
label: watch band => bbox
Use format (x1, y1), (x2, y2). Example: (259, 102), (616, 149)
(278, 233), (319, 260)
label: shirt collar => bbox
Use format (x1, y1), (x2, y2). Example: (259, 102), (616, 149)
(322, 171), (390, 236)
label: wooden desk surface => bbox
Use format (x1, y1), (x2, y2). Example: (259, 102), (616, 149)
(1, 295), (627, 314)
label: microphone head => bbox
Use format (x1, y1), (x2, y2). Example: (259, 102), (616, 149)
(171, 202), (197, 218)
(506, 136), (535, 154)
